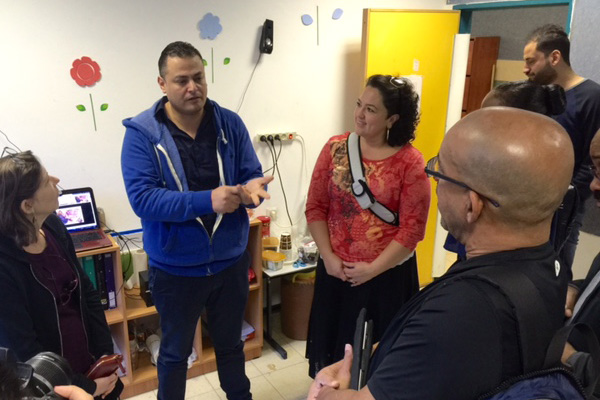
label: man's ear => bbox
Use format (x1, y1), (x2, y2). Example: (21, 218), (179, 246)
(549, 49), (562, 66)
(465, 191), (484, 224)
(157, 76), (166, 94)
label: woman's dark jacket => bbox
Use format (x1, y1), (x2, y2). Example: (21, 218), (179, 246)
(0, 214), (114, 394)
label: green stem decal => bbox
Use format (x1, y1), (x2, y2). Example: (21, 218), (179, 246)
(89, 93), (97, 131)
(317, 6), (320, 46)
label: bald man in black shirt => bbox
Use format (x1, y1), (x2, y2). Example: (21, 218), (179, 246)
(308, 108), (574, 400)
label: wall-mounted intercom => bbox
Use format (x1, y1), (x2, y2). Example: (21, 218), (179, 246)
(259, 19), (274, 54)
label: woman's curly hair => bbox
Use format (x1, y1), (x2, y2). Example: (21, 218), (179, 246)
(366, 74), (420, 147)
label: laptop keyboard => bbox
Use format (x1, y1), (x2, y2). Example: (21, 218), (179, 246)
(72, 231), (104, 245)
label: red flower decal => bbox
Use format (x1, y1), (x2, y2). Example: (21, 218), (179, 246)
(70, 56), (102, 87)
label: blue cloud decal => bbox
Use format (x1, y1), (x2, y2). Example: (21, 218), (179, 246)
(301, 14), (313, 26)
(198, 13), (223, 40)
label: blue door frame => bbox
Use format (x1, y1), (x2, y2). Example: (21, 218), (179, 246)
(453, 0), (573, 34)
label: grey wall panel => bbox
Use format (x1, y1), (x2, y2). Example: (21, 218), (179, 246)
(568, 0), (600, 235)
(448, 0), (544, 4)
(570, 0), (600, 84)
(470, 6), (568, 60)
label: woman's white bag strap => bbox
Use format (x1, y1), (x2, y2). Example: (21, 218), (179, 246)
(347, 132), (399, 226)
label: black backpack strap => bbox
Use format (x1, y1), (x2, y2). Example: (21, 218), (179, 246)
(464, 267), (553, 373)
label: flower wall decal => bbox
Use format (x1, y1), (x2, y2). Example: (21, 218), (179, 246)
(302, 6), (343, 45)
(70, 57), (102, 87)
(332, 8), (344, 20)
(70, 56), (108, 131)
(203, 47), (232, 83)
(301, 14), (313, 26)
(196, 13), (231, 83)
(198, 13), (222, 40)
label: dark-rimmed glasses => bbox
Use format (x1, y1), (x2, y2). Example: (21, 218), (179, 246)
(425, 156), (500, 208)
(2, 150), (65, 192)
(1, 146), (18, 158)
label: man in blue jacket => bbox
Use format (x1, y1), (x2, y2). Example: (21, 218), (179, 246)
(121, 41), (272, 400)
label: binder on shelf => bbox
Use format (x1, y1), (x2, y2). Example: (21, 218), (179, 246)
(104, 252), (117, 310)
(241, 320), (255, 342)
(94, 254), (109, 310)
(81, 256), (97, 290)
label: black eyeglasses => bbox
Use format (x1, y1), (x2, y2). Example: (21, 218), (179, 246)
(1, 147), (18, 158)
(2, 150), (65, 192)
(425, 156), (500, 208)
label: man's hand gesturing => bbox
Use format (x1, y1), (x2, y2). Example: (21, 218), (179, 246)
(212, 186), (242, 213)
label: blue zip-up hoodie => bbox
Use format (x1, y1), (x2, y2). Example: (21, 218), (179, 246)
(121, 98), (263, 276)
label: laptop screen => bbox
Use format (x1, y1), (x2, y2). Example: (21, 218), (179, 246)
(57, 188), (99, 232)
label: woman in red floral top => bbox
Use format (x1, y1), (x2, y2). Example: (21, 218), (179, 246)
(305, 75), (431, 378)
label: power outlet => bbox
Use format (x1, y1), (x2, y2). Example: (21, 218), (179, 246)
(278, 132), (296, 141)
(256, 133), (296, 143)
(256, 134), (270, 143)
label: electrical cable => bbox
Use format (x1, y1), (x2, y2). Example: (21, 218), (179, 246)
(272, 202), (306, 228)
(262, 137), (282, 175)
(236, 52), (263, 114)
(258, 134), (308, 229)
(295, 134), (309, 186)
(0, 128), (21, 156)
(264, 137), (277, 177)
(267, 138), (294, 227)
(273, 134), (308, 228)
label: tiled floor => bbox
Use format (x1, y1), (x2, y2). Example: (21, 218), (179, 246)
(127, 312), (312, 400)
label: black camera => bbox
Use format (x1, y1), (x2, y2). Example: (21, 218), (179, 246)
(0, 347), (73, 399)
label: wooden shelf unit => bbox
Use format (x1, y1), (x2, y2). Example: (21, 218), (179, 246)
(462, 36), (500, 117)
(80, 220), (263, 398)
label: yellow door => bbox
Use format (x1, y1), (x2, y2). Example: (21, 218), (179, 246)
(362, 9), (460, 285)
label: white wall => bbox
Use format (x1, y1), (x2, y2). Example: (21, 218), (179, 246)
(0, 0), (449, 233)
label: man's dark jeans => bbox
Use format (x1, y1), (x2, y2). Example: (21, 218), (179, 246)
(150, 251), (252, 400)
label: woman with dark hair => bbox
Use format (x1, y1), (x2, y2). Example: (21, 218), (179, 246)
(0, 151), (122, 399)
(444, 80), (567, 260)
(305, 75), (430, 377)
(482, 80), (566, 115)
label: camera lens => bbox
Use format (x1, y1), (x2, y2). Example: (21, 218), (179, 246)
(25, 352), (72, 397)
